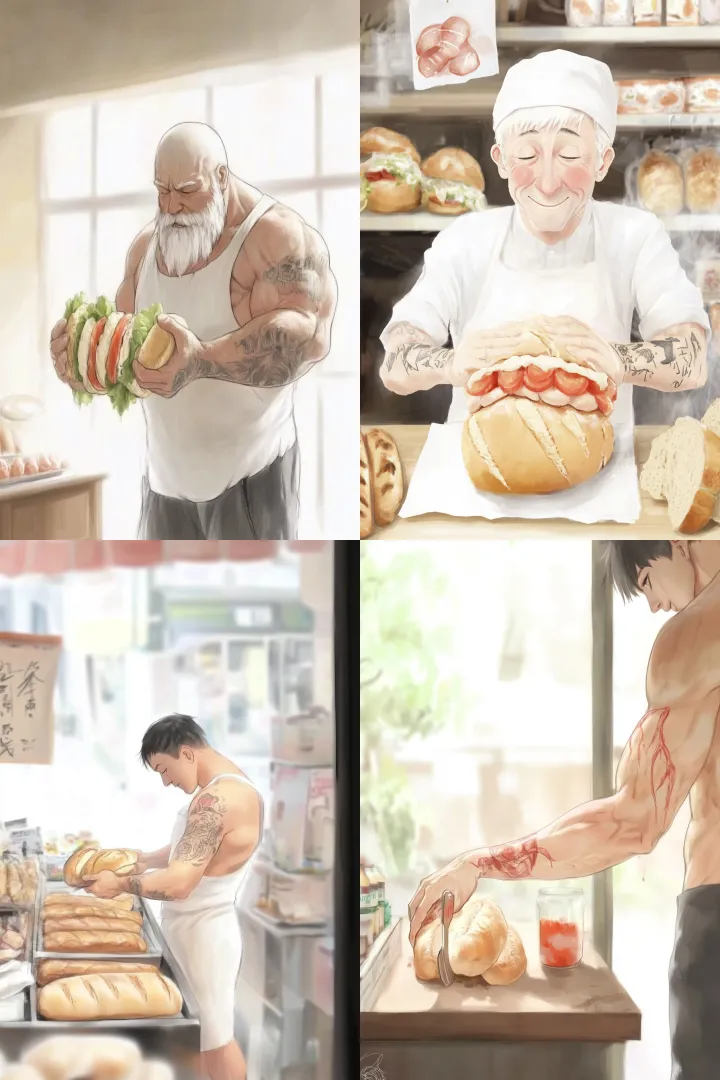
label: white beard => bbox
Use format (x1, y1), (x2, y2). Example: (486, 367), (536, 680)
(156, 182), (226, 277)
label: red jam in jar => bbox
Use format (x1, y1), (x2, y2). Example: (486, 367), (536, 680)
(537, 887), (584, 969)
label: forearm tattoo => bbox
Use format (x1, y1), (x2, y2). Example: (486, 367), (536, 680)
(125, 876), (175, 902)
(263, 255), (328, 308)
(383, 321), (453, 378)
(172, 323), (317, 393)
(174, 792), (225, 867)
(472, 838), (554, 879)
(613, 331), (702, 390)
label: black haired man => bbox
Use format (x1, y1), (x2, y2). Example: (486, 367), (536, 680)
(407, 541), (720, 1079)
(84, 713), (263, 1080)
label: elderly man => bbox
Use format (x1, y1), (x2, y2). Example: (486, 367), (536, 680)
(50, 122), (337, 540)
(380, 51), (709, 434)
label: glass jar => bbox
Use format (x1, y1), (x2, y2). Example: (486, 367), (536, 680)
(537, 886), (584, 968)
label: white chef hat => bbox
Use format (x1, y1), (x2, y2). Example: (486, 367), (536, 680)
(493, 50), (617, 143)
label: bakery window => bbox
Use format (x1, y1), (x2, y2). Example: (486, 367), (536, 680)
(38, 48), (357, 539)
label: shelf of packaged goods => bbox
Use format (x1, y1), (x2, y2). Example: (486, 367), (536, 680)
(496, 24), (720, 45)
(360, 209), (720, 232)
(619, 113), (720, 128)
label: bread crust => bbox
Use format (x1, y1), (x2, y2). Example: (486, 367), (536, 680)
(360, 127), (420, 163)
(360, 433), (374, 539)
(37, 972), (182, 1021)
(44, 892), (134, 910)
(43, 931), (147, 954)
(462, 397), (613, 494)
(685, 148), (720, 213)
(366, 180), (421, 214)
(64, 848), (139, 885)
(365, 428), (404, 525)
(137, 325), (174, 370)
(37, 959), (156, 986)
(482, 925), (527, 985)
(638, 151), (684, 216)
(413, 895), (508, 981)
(421, 148), (485, 191)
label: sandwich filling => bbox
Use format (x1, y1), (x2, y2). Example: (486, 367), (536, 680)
(466, 355), (616, 416)
(423, 178), (486, 212)
(362, 153), (423, 186)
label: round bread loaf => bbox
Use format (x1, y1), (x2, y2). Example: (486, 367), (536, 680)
(62, 847), (98, 887)
(413, 917), (443, 981)
(413, 895), (508, 980)
(482, 925), (527, 985)
(360, 127), (420, 163)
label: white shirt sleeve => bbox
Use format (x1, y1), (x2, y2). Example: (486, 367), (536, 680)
(633, 216), (710, 341)
(379, 225), (465, 350)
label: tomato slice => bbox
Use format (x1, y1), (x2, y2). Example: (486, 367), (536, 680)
(554, 369), (590, 397)
(87, 317), (107, 392)
(498, 369), (524, 394)
(467, 371), (497, 397)
(594, 392), (613, 416)
(523, 364), (554, 393)
(606, 378), (617, 402)
(106, 314), (132, 384)
(365, 170), (396, 183)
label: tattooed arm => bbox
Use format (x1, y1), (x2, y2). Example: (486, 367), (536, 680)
(133, 206), (337, 398)
(612, 322), (707, 392)
(380, 322), (455, 395)
(408, 683), (719, 942)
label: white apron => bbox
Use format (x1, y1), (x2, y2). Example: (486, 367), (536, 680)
(161, 773), (264, 1052)
(446, 208), (634, 430)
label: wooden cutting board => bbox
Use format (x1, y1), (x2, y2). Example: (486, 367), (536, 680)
(362, 918), (641, 1042)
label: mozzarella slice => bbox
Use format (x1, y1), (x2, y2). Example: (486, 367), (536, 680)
(77, 317), (98, 393)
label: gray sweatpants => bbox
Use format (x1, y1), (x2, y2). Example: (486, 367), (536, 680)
(669, 884), (720, 1079)
(138, 443), (299, 540)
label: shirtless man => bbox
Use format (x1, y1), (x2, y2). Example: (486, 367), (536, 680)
(85, 714), (263, 1080)
(49, 121), (337, 540)
(408, 540), (720, 1080)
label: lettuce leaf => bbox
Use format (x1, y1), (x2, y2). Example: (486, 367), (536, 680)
(71, 388), (93, 408)
(119, 303), (163, 386)
(87, 295), (116, 321)
(63, 292), (87, 321)
(106, 382), (137, 417)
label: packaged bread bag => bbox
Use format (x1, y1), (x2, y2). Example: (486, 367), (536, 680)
(682, 144), (720, 213)
(627, 144), (685, 217)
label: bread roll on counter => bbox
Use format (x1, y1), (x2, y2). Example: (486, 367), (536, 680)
(23, 1036), (142, 1080)
(414, 895), (508, 980)
(43, 931), (147, 954)
(38, 972), (183, 1021)
(37, 959), (158, 986)
(42, 905), (142, 925)
(482, 926), (528, 985)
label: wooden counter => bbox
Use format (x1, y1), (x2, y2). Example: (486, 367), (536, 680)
(363, 424), (719, 538)
(362, 918), (641, 1044)
(0, 471), (105, 539)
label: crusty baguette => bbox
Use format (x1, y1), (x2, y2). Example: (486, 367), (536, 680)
(42, 905), (142, 925)
(63, 847), (98, 887)
(44, 917), (142, 935)
(23, 1035), (142, 1080)
(365, 427), (405, 526)
(37, 959), (157, 986)
(43, 931), (147, 954)
(462, 397), (613, 494)
(44, 892), (134, 910)
(665, 417), (720, 533)
(360, 432), (374, 539)
(38, 972), (182, 1021)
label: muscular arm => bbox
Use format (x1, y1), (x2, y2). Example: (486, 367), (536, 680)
(466, 689), (719, 883)
(611, 322), (707, 392)
(178, 212), (337, 393)
(125, 792), (228, 901)
(380, 322), (454, 395)
(136, 845), (171, 871)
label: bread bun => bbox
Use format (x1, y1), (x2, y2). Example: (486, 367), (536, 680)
(137, 325), (174, 370)
(422, 148), (485, 191)
(366, 181), (421, 214)
(365, 428), (404, 526)
(423, 199), (468, 216)
(482, 926), (527, 985)
(463, 397), (614, 494)
(63, 847), (98, 887)
(413, 918), (442, 981)
(637, 151), (684, 216)
(413, 895), (508, 981)
(360, 127), (420, 163)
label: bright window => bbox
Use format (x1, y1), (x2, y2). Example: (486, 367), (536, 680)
(39, 50), (357, 539)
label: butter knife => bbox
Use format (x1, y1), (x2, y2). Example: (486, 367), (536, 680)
(437, 890), (455, 987)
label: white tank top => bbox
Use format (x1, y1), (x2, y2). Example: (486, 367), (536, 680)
(162, 772), (264, 916)
(136, 193), (296, 502)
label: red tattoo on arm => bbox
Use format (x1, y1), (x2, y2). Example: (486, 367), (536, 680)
(472, 839), (554, 879)
(627, 707), (676, 827)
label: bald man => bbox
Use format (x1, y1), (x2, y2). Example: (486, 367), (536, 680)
(50, 122), (337, 539)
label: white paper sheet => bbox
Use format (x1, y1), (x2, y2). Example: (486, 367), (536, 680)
(399, 414), (642, 524)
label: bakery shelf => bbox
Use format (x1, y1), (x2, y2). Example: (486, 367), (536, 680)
(243, 906), (328, 939)
(361, 210), (720, 233)
(618, 113), (720, 129)
(496, 24), (720, 45)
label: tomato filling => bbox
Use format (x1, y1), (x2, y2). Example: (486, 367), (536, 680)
(87, 318), (107, 392)
(429, 196), (462, 206)
(467, 365), (612, 411)
(366, 170), (399, 183)
(106, 315), (132, 384)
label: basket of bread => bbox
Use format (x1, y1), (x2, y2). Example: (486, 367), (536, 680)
(413, 895), (527, 985)
(641, 399), (720, 533)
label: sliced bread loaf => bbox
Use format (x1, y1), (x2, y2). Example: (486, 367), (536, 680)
(640, 429), (671, 501)
(664, 417), (720, 533)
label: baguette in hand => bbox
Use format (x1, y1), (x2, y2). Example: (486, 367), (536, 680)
(38, 972), (183, 1021)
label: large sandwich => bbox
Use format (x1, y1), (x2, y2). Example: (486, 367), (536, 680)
(360, 128), (423, 213)
(462, 326), (617, 494)
(63, 294), (174, 415)
(421, 147), (486, 215)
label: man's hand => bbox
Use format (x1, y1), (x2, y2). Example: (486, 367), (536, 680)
(535, 316), (625, 385)
(50, 318), (85, 393)
(82, 869), (124, 899)
(407, 853), (479, 947)
(132, 314), (203, 398)
(452, 321), (546, 387)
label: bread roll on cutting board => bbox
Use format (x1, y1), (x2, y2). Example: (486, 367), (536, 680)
(37, 959), (157, 986)
(44, 893), (134, 911)
(43, 931), (147, 954)
(414, 895), (508, 980)
(38, 972), (182, 1021)
(23, 1035), (141, 1080)
(42, 905), (142, 925)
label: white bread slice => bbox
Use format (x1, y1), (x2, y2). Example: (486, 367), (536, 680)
(702, 399), (720, 439)
(640, 429), (671, 501)
(664, 416), (720, 533)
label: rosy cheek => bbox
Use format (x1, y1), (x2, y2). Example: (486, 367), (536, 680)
(510, 164), (534, 188)
(563, 164), (594, 193)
